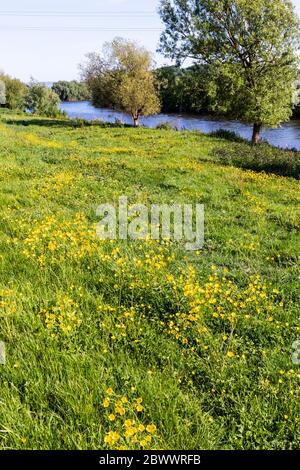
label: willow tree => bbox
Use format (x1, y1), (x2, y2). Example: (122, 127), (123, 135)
(159, 0), (300, 144)
(81, 38), (160, 127)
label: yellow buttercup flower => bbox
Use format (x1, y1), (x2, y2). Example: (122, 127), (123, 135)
(102, 398), (110, 408)
(115, 405), (126, 416)
(146, 424), (156, 433)
(124, 419), (134, 428)
(104, 431), (120, 445)
(124, 427), (137, 439)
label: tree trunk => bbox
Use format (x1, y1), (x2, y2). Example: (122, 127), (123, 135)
(252, 123), (261, 145)
(133, 115), (140, 127)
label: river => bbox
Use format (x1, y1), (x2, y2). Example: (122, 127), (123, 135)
(61, 101), (300, 151)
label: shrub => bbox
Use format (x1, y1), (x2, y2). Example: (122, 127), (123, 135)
(156, 122), (178, 131)
(210, 128), (247, 143)
(213, 142), (300, 179)
(26, 82), (61, 117)
(0, 74), (28, 110)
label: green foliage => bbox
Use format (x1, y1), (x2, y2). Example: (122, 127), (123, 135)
(155, 122), (178, 130)
(293, 77), (300, 117)
(155, 65), (210, 113)
(0, 74), (28, 110)
(159, 0), (300, 142)
(80, 52), (119, 108)
(155, 66), (181, 112)
(209, 129), (247, 143)
(213, 142), (300, 178)
(26, 82), (61, 117)
(80, 37), (160, 126)
(52, 80), (90, 102)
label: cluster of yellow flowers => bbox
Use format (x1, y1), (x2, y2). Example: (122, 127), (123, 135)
(243, 190), (267, 216)
(40, 294), (82, 337)
(22, 214), (98, 266)
(162, 268), (280, 350)
(91, 146), (134, 155)
(245, 169), (285, 182)
(98, 305), (140, 342)
(24, 132), (63, 149)
(0, 288), (17, 316)
(30, 171), (76, 198)
(102, 388), (159, 450)
(226, 235), (261, 254)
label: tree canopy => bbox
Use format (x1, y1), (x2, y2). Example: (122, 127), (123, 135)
(159, 0), (300, 143)
(0, 74), (28, 110)
(80, 38), (160, 126)
(155, 65), (210, 113)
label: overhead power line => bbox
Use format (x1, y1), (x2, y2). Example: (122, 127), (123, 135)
(0, 26), (163, 32)
(0, 11), (157, 17)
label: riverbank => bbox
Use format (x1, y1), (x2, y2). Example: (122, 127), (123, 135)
(60, 101), (300, 150)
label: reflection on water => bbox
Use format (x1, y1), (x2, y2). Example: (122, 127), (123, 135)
(61, 101), (300, 150)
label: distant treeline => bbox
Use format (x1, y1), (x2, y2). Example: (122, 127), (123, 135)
(51, 80), (90, 102)
(0, 74), (62, 117)
(0, 74), (90, 117)
(1, 70), (299, 119)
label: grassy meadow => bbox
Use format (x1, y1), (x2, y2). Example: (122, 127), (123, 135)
(0, 110), (299, 450)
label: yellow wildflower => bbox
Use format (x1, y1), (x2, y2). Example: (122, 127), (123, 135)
(146, 424), (157, 433)
(102, 398), (110, 408)
(104, 431), (120, 445)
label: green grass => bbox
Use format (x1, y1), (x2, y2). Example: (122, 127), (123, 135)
(0, 110), (299, 450)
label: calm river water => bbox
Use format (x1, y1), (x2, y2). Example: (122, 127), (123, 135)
(61, 101), (300, 150)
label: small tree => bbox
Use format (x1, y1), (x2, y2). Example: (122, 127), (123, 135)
(159, 0), (300, 144)
(0, 74), (28, 110)
(81, 38), (160, 126)
(0, 80), (5, 105)
(26, 82), (61, 117)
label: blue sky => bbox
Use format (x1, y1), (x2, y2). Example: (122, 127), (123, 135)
(0, 0), (299, 82)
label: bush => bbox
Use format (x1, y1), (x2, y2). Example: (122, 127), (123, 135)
(156, 122), (178, 131)
(26, 82), (62, 117)
(0, 74), (28, 110)
(213, 142), (300, 179)
(210, 128), (247, 143)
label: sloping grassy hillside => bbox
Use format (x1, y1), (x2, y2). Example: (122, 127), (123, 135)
(0, 111), (299, 450)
